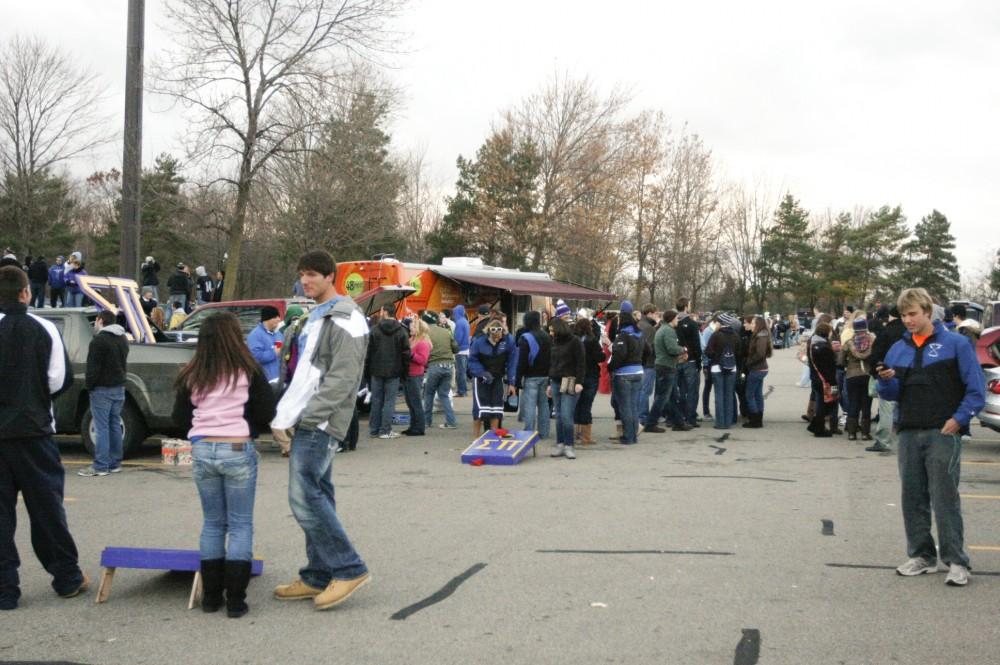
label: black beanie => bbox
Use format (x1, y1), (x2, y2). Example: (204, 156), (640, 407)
(261, 305), (280, 322)
(523, 310), (541, 330)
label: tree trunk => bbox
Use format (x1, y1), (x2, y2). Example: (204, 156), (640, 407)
(221, 161), (252, 301)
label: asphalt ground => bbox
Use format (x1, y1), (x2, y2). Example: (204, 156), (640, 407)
(4, 349), (1000, 665)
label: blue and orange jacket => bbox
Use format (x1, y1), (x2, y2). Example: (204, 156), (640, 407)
(876, 320), (985, 430)
(469, 333), (518, 385)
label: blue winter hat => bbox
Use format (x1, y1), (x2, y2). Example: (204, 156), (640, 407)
(620, 300), (634, 314)
(554, 299), (571, 319)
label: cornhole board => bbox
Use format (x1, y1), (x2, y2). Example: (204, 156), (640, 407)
(461, 429), (539, 466)
(96, 547), (264, 609)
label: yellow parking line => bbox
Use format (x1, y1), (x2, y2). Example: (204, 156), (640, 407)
(961, 494), (1000, 500)
(964, 461), (1000, 466)
(969, 546), (1000, 552)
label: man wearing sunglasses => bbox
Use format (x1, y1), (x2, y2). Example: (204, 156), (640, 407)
(468, 318), (517, 438)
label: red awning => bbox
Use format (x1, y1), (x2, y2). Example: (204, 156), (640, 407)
(431, 270), (614, 300)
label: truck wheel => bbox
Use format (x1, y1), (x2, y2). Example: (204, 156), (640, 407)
(81, 400), (148, 459)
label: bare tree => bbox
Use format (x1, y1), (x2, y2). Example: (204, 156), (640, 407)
(152, 0), (406, 299)
(0, 35), (110, 252)
(719, 183), (773, 312)
(397, 145), (443, 262)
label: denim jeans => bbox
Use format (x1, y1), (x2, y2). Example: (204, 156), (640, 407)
(701, 367), (713, 416)
(613, 374), (642, 444)
(423, 363), (457, 428)
(874, 398), (898, 449)
(455, 354), (468, 396)
(288, 428), (368, 587)
(646, 366), (679, 427)
(550, 380), (579, 445)
(65, 291), (83, 307)
(574, 375), (599, 425)
(403, 375), (426, 434)
(170, 293), (188, 312)
(745, 370), (768, 416)
(637, 367), (656, 424)
(90, 386), (125, 472)
(369, 376), (399, 435)
(30, 282), (46, 308)
(711, 370), (737, 429)
(675, 361), (700, 425)
(521, 376), (551, 438)
(192, 441), (258, 561)
(0, 437), (84, 601)
(897, 429), (970, 568)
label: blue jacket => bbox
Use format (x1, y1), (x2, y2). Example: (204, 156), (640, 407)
(247, 323), (283, 383)
(48, 265), (65, 289)
(468, 332), (517, 385)
(877, 320), (985, 429)
(453, 305), (471, 352)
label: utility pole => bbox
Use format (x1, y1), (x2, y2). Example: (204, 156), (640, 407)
(120, 0), (145, 280)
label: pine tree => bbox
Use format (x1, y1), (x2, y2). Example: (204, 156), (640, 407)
(851, 205), (909, 303)
(759, 193), (813, 309)
(896, 209), (961, 301)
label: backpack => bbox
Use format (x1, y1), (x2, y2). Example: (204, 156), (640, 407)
(720, 340), (737, 372)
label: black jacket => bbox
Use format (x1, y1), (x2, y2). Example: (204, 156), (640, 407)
(0, 303), (73, 440)
(808, 335), (837, 384)
(86, 325), (129, 389)
(28, 259), (48, 283)
(515, 326), (552, 385)
(549, 335), (586, 386)
(366, 318), (410, 378)
(141, 261), (160, 286)
(705, 327), (744, 371)
(675, 314), (702, 364)
(581, 332), (603, 380)
(637, 316), (657, 368)
(171, 369), (277, 439)
(870, 318), (905, 377)
(167, 270), (192, 296)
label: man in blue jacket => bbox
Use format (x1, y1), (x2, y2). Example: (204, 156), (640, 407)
(247, 306), (284, 386)
(452, 304), (470, 397)
(877, 288), (985, 587)
(47, 256), (66, 308)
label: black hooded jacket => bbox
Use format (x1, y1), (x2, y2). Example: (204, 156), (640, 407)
(366, 317), (411, 378)
(515, 311), (552, 385)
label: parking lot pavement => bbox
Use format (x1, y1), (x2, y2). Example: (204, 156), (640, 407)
(8, 349), (1000, 664)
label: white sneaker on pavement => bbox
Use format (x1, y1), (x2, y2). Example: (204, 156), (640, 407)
(945, 563), (969, 586)
(895, 557), (937, 576)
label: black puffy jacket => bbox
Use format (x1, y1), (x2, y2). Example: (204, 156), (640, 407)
(366, 318), (411, 378)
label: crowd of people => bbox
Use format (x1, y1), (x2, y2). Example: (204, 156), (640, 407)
(0, 246), (990, 617)
(0, 248), (225, 330)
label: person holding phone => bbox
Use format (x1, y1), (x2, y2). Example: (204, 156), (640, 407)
(877, 288), (985, 587)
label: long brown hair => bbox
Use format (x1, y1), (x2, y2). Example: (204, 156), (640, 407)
(176, 312), (261, 393)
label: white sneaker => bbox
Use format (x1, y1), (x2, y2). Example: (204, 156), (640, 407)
(896, 557), (937, 576)
(378, 431), (400, 439)
(564, 446), (576, 460)
(945, 563), (969, 586)
(551, 444), (565, 458)
(438, 423), (457, 429)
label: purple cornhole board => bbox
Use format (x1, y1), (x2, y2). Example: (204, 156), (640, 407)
(100, 547), (264, 575)
(461, 429), (539, 466)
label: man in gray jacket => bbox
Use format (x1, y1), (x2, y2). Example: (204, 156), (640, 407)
(270, 250), (371, 611)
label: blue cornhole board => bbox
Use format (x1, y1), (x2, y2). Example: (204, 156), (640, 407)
(96, 547), (264, 609)
(461, 429), (539, 466)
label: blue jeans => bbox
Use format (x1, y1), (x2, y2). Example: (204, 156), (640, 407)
(65, 291), (83, 307)
(192, 441), (257, 561)
(455, 354), (469, 396)
(550, 380), (579, 445)
(574, 375), (599, 425)
(288, 428), (368, 587)
(637, 368), (655, 424)
(30, 282), (45, 308)
(898, 429), (970, 568)
(613, 374), (642, 444)
(403, 375), (426, 434)
(711, 370), (737, 429)
(0, 437), (84, 601)
(369, 376), (399, 435)
(646, 366), (679, 427)
(745, 370), (768, 416)
(170, 293), (188, 312)
(675, 361), (700, 425)
(90, 386), (125, 472)
(423, 363), (457, 428)
(521, 376), (551, 438)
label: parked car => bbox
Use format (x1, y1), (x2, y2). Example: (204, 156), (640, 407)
(167, 298), (315, 342)
(34, 307), (195, 456)
(975, 326), (1000, 433)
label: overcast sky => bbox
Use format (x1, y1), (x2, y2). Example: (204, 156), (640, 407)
(4, 0), (999, 273)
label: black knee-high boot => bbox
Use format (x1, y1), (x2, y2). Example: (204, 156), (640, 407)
(200, 559), (225, 613)
(224, 560), (252, 618)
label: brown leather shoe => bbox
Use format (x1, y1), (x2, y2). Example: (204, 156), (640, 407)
(274, 578), (323, 600)
(313, 573), (371, 611)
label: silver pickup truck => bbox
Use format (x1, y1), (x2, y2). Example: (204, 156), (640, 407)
(33, 307), (194, 457)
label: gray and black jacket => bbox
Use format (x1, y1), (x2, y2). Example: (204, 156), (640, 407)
(271, 296), (369, 441)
